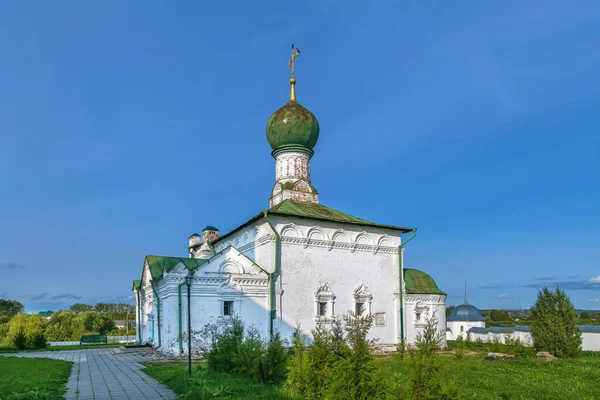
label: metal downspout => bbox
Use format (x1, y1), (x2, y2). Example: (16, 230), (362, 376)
(178, 281), (186, 353)
(136, 289), (142, 344)
(398, 228), (417, 343)
(150, 280), (162, 349)
(263, 209), (281, 340)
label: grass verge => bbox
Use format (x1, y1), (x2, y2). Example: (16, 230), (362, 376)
(143, 361), (290, 400)
(0, 357), (72, 399)
(144, 352), (600, 400)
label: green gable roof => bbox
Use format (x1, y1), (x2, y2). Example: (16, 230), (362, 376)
(270, 200), (413, 232)
(404, 268), (446, 295)
(203, 226), (219, 232)
(132, 280), (141, 291)
(145, 256), (208, 281)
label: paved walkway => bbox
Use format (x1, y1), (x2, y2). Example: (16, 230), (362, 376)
(1, 348), (176, 399)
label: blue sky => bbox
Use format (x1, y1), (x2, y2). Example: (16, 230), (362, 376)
(1, 1), (599, 312)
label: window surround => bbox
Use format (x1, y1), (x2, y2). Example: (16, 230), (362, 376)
(353, 284), (373, 316)
(414, 301), (429, 327)
(315, 284), (336, 323)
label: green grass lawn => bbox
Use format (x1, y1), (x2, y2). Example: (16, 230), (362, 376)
(0, 343), (124, 354)
(143, 361), (290, 400)
(0, 357), (72, 399)
(144, 353), (600, 400)
(382, 353), (600, 399)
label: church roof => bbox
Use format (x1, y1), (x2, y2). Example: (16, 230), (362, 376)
(217, 200), (413, 244)
(447, 303), (486, 322)
(404, 268), (446, 295)
(144, 256), (209, 281)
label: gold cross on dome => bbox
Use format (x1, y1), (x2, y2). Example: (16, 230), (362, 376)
(287, 44), (300, 79)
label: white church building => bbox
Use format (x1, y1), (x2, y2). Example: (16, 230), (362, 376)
(132, 53), (447, 354)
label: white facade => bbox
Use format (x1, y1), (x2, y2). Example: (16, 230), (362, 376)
(134, 216), (447, 354)
(446, 320), (485, 341)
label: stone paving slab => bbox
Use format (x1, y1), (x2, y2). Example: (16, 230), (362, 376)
(1, 348), (176, 399)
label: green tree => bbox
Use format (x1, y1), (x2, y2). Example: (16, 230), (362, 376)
(6, 313), (46, 348)
(0, 299), (24, 318)
(579, 311), (591, 320)
(69, 303), (94, 313)
(490, 309), (510, 322)
(531, 287), (582, 358)
(446, 306), (456, 318)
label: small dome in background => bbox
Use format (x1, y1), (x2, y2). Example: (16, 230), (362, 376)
(447, 304), (486, 322)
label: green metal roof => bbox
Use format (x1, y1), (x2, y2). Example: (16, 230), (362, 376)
(404, 268), (446, 295)
(189, 233), (200, 238)
(269, 200), (413, 232)
(145, 256), (208, 280)
(132, 280), (141, 291)
(203, 226), (219, 232)
(38, 310), (54, 317)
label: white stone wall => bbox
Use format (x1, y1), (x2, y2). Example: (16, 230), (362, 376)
(582, 332), (600, 351)
(465, 328), (600, 351)
(446, 320), (485, 340)
(405, 294), (447, 346)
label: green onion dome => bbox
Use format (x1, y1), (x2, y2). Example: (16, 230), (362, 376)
(266, 100), (320, 153)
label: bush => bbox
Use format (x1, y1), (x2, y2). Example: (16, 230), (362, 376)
(203, 318), (287, 384)
(13, 330), (27, 350)
(33, 333), (47, 349)
(531, 287), (582, 358)
(409, 315), (459, 400)
(206, 318), (246, 374)
(285, 312), (391, 400)
(454, 335), (465, 360)
(7, 313), (46, 348)
(260, 331), (287, 383)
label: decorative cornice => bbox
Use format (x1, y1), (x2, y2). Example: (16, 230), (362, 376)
(281, 236), (398, 254)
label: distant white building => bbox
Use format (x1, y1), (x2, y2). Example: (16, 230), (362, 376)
(445, 285), (486, 341)
(131, 54), (447, 355)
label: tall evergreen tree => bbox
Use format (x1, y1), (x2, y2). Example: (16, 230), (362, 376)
(531, 287), (582, 358)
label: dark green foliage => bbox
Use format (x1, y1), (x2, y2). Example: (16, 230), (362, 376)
(453, 335), (465, 359)
(445, 306), (455, 318)
(204, 319), (287, 384)
(531, 287), (582, 358)
(579, 311), (591, 320)
(261, 332), (287, 383)
(0, 299), (24, 318)
(12, 330), (27, 350)
(285, 312), (391, 400)
(409, 315), (459, 400)
(489, 309), (510, 322)
(206, 318), (245, 374)
(32, 333), (47, 349)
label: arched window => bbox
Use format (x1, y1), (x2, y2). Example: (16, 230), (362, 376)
(315, 285), (336, 322)
(414, 301), (430, 326)
(460, 325), (464, 333)
(353, 284), (373, 316)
